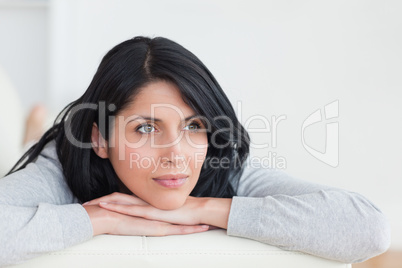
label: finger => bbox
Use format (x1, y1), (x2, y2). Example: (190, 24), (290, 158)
(158, 224), (210, 236)
(99, 202), (197, 226)
(83, 192), (148, 206)
(207, 225), (221, 230)
(98, 202), (151, 219)
(111, 215), (209, 236)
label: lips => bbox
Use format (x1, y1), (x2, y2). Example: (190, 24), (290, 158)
(152, 174), (189, 188)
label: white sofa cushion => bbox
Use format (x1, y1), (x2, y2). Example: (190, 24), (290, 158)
(11, 230), (351, 268)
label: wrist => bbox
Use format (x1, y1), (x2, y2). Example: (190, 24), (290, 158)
(201, 198), (232, 229)
(84, 205), (115, 236)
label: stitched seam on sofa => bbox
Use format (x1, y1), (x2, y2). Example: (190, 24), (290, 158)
(48, 251), (308, 256)
(141, 236), (147, 252)
(48, 249), (285, 253)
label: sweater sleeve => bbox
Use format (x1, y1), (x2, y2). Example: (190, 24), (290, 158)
(227, 163), (391, 264)
(0, 143), (93, 266)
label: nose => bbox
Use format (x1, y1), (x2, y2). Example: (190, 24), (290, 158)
(159, 130), (186, 165)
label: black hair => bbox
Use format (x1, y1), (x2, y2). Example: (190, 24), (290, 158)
(8, 36), (250, 203)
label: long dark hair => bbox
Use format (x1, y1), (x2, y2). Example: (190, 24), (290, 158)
(8, 36), (250, 203)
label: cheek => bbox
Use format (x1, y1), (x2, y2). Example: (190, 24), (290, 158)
(111, 146), (154, 198)
(185, 135), (208, 170)
(108, 143), (157, 182)
(122, 144), (159, 173)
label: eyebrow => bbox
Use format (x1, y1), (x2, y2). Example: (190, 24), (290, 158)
(128, 114), (200, 123)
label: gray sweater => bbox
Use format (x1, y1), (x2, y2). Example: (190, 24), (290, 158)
(0, 141), (390, 266)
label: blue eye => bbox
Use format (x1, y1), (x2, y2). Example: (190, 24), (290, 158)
(136, 124), (155, 134)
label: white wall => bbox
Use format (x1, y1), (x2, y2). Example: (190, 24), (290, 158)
(1, 0), (402, 248)
(0, 0), (48, 175)
(0, 0), (48, 112)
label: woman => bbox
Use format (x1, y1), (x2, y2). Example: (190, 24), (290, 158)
(0, 36), (390, 266)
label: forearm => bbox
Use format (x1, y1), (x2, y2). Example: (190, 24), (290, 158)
(0, 203), (92, 266)
(227, 190), (390, 263)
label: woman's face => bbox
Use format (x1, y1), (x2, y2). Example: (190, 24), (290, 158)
(92, 81), (208, 210)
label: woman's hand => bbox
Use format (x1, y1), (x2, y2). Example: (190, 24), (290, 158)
(83, 192), (232, 230)
(83, 194), (210, 237)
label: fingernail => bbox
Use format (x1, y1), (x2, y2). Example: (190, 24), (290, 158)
(201, 225), (209, 229)
(82, 202), (89, 206)
(99, 202), (108, 206)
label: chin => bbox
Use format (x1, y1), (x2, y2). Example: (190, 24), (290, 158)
(152, 197), (186, 210)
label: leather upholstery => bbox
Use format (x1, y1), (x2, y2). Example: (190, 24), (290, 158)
(12, 230), (351, 268)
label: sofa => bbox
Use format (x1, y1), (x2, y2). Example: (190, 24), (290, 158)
(10, 230), (350, 268)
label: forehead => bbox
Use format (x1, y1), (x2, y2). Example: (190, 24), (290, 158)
(121, 81), (195, 116)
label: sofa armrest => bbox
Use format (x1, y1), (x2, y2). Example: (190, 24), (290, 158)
(11, 230), (351, 268)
